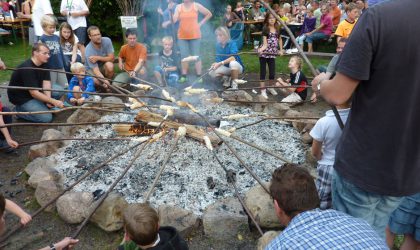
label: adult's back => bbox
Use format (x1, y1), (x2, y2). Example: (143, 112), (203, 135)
(334, 0), (420, 196)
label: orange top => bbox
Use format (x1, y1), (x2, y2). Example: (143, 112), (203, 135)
(330, 6), (341, 26)
(177, 3), (201, 40)
(119, 43), (147, 71)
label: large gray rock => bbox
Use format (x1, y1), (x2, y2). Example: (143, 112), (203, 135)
(263, 103), (290, 117)
(257, 230), (281, 250)
(244, 183), (280, 228)
(89, 193), (128, 232)
(61, 108), (101, 136)
(158, 205), (200, 237)
(25, 157), (57, 176)
(28, 129), (65, 160)
(203, 197), (249, 240)
(28, 167), (63, 189)
(57, 192), (94, 224)
(252, 95), (269, 112)
(222, 90), (253, 106)
(101, 96), (124, 111)
(301, 131), (313, 144)
(34, 180), (64, 212)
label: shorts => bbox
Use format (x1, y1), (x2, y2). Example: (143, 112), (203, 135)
(74, 27), (87, 45)
(178, 39), (201, 60)
(388, 193), (420, 241)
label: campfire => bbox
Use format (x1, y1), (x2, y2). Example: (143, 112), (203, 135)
(51, 94), (306, 215)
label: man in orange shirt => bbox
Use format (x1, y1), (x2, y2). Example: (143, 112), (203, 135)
(329, 0), (341, 27)
(114, 28), (147, 88)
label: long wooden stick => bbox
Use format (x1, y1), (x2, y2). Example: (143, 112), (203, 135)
(0, 106), (136, 116)
(144, 129), (184, 202)
(230, 135), (291, 163)
(194, 112), (270, 194)
(0, 85), (171, 102)
(211, 150), (264, 236)
(0, 121), (136, 129)
(0, 138), (135, 151)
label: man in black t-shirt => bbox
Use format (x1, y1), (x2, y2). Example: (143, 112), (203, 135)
(311, 0), (420, 238)
(8, 43), (64, 123)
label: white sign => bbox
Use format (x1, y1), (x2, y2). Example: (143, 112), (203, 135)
(120, 16), (137, 28)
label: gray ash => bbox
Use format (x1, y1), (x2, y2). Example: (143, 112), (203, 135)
(52, 103), (305, 215)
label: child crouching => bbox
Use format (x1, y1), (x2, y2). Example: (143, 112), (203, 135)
(118, 203), (188, 250)
(67, 63), (95, 106)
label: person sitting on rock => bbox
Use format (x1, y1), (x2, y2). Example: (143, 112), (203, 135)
(276, 56), (308, 103)
(309, 100), (350, 209)
(118, 203), (188, 250)
(265, 163), (387, 249)
(7, 43), (65, 123)
(114, 28), (147, 89)
(67, 62), (95, 106)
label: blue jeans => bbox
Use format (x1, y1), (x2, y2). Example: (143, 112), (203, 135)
(332, 171), (402, 239)
(15, 84), (65, 123)
(154, 66), (180, 88)
(305, 32), (329, 44)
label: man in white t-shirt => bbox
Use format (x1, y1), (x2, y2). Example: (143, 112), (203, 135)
(60, 0), (89, 61)
(32, 0), (53, 41)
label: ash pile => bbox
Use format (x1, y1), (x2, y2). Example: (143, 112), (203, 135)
(51, 93), (305, 215)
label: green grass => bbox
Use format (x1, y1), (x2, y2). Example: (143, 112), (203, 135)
(0, 38), (331, 83)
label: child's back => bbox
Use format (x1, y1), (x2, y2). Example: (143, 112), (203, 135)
(310, 107), (350, 209)
(310, 108), (350, 165)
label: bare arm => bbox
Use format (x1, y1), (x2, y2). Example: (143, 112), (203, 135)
(118, 56), (123, 71)
(258, 36), (268, 53)
(311, 139), (323, 161)
(97, 53), (115, 63)
(71, 41), (78, 64)
(0, 115), (18, 148)
(313, 72), (360, 105)
(5, 199), (31, 225)
(38, 237), (79, 250)
(172, 5), (180, 23)
(28, 81), (64, 108)
(196, 3), (212, 27)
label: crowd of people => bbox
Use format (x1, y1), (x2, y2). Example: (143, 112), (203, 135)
(1, 0), (420, 249)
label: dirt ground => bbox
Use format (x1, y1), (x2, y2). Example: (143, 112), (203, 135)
(0, 73), (329, 250)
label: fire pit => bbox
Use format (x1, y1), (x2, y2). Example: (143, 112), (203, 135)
(52, 100), (305, 215)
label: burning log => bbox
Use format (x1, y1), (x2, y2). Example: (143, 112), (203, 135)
(113, 111), (221, 145)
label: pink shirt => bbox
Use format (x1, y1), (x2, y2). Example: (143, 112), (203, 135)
(320, 14), (333, 36)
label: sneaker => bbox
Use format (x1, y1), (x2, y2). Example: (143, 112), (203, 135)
(285, 49), (292, 54)
(231, 80), (238, 90)
(291, 48), (299, 53)
(268, 88), (278, 96)
(179, 76), (188, 83)
(261, 91), (268, 99)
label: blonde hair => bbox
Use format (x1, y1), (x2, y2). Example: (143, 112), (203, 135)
(290, 56), (303, 70)
(162, 36), (173, 43)
(123, 203), (159, 246)
(215, 26), (231, 42)
(41, 15), (56, 29)
(70, 62), (85, 73)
